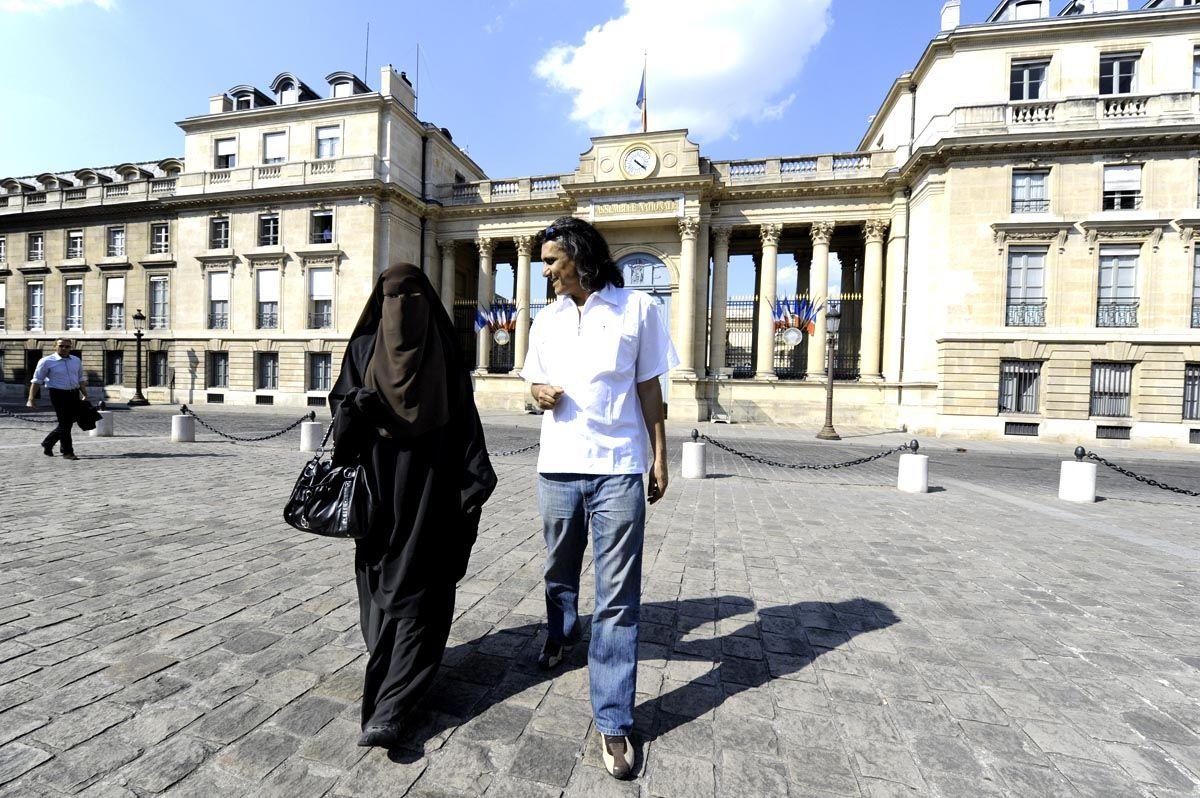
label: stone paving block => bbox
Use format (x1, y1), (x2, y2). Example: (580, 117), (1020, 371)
(245, 668), (319, 705)
(851, 742), (927, 792)
(418, 739), (498, 794)
(32, 733), (140, 794)
(295, 719), (368, 771)
(563, 763), (640, 797)
(0, 709), (47, 747)
(186, 694), (279, 744)
(119, 734), (218, 793)
(1102, 742), (1196, 790)
(506, 732), (580, 787)
(112, 699), (204, 748)
(213, 726), (301, 781)
(160, 763), (256, 797)
(0, 742), (52, 788)
(715, 749), (789, 798)
(648, 749), (715, 798)
(269, 693), (345, 736)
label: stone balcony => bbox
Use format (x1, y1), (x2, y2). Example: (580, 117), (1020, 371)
(436, 175), (566, 206)
(0, 178), (179, 215)
(172, 155), (381, 196)
(711, 150), (898, 185)
(914, 91), (1200, 150)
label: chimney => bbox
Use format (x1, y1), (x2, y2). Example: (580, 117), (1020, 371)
(209, 94), (232, 114)
(380, 64), (416, 112)
(940, 0), (961, 30)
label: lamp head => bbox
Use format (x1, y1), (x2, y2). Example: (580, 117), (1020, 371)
(133, 308), (146, 331)
(826, 304), (841, 335)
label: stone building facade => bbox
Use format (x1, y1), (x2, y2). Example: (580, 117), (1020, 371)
(2, 0), (1199, 447)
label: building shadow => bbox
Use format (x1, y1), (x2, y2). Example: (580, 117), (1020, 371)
(386, 595), (899, 765)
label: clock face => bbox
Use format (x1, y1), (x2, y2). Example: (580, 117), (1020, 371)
(622, 147), (655, 178)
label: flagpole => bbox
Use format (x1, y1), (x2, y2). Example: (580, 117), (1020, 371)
(642, 50), (648, 133)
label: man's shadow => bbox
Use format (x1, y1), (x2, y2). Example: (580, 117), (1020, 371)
(390, 596), (899, 765)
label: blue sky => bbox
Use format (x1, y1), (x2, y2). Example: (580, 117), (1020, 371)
(0, 0), (1004, 297)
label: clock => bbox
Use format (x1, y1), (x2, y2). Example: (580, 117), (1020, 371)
(621, 146), (656, 179)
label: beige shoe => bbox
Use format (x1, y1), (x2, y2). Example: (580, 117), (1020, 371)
(599, 733), (633, 779)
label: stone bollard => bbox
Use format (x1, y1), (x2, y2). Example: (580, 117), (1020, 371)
(1059, 446), (1097, 503)
(682, 429), (707, 479)
(171, 413), (195, 443)
(89, 411), (114, 437)
(897, 440), (928, 494)
(300, 421), (323, 453)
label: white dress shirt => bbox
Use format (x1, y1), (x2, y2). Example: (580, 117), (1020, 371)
(521, 284), (679, 475)
(31, 353), (85, 390)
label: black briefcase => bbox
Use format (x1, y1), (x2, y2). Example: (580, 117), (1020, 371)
(76, 400), (101, 432)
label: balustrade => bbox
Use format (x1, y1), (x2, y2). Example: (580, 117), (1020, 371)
(257, 165), (282, 180)
(491, 181), (519, 198)
(832, 155), (869, 171)
(309, 161), (335, 175)
(1096, 299), (1139, 328)
(64, 188), (87, 201)
(1010, 102), (1056, 124)
(781, 158), (817, 174)
(729, 161), (767, 178)
(1103, 96), (1148, 119)
(26, 192), (46, 205)
(150, 178), (176, 194)
(531, 177), (560, 193)
(104, 184), (129, 197)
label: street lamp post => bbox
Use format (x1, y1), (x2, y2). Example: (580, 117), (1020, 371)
(129, 308), (148, 406)
(816, 304), (841, 441)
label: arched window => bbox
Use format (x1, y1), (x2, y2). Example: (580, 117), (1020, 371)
(617, 252), (670, 292)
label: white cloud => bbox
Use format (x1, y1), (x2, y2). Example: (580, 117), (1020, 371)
(2, 0), (112, 11)
(534, 0), (831, 141)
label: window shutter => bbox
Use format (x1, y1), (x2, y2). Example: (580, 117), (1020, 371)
(216, 139), (236, 157)
(106, 277), (124, 304)
(257, 269), (280, 303)
(0, 282), (6, 310)
(1103, 165), (1141, 192)
(264, 133), (287, 161)
(309, 268), (333, 300)
(209, 272), (230, 302)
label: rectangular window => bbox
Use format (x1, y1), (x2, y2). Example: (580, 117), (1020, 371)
(1011, 170), (1049, 213)
(308, 267), (333, 328)
(0, 282), (6, 330)
(1102, 164), (1141, 211)
(1097, 245), (1139, 327)
(1006, 248), (1047, 327)
(256, 352), (279, 390)
(105, 276), (125, 330)
(104, 351), (123, 385)
(256, 269), (280, 328)
(1185, 364), (1200, 421)
(999, 360), (1040, 415)
(316, 125), (340, 159)
(310, 210), (333, 244)
(1100, 53), (1138, 96)
(207, 352), (229, 389)
(258, 213), (280, 247)
(209, 217), (230, 249)
(1193, 251), (1200, 329)
(215, 137), (237, 169)
(28, 232), (44, 261)
(27, 282), (44, 330)
(208, 271), (230, 329)
(1091, 362), (1133, 417)
(106, 226), (126, 258)
(0, 235), (6, 262)
(66, 229), (84, 259)
(262, 131), (287, 164)
(149, 351), (169, 387)
(1194, 48), (1200, 91)
(150, 223), (170, 254)
(65, 279), (83, 331)
(309, 352), (332, 391)
(1010, 59), (1048, 102)
(149, 275), (169, 329)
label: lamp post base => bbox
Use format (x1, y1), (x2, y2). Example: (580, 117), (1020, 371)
(816, 425), (841, 441)
(127, 396), (149, 407)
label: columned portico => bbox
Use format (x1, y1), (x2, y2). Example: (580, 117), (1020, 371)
(709, 226), (732, 376)
(438, 240), (457, 314)
(860, 219), (888, 380)
(754, 223), (782, 380)
(675, 217), (699, 377)
(475, 237), (494, 373)
(806, 221), (835, 379)
(513, 234), (533, 372)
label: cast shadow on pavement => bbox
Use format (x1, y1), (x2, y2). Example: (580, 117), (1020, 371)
(388, 596), (900, 771)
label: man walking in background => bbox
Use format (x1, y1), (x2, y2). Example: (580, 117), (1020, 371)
(28, 339), (88, 461)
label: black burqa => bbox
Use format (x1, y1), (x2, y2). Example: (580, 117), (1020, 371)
(329, 263), (496, 731)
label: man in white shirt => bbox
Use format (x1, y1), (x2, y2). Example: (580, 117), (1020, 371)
(28, 338), (88, 461)
(521, 216), (678, 780)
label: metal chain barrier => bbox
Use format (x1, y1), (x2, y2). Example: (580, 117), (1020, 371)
(695, 430), (919, 470)
(487, 442), (540, 457)
(1076, 446), (1199, 498)
(0, 406), (58, 424)
(180, 405), (315, 443)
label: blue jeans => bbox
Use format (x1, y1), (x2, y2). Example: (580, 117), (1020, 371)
(538, 473), (645, 737)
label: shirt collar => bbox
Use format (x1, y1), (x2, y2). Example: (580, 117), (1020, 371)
(550, 283), (619, 314)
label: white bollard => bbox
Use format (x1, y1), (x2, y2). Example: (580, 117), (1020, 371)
(171, 414), (195, 443)
(682, 430), (707, 479)
(1059, 449), (1097, 503)
(89, 410), (114, 437)
(897, 451), (929, 494)
(300, 421), (323, 453)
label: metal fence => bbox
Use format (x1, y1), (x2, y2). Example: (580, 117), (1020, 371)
(1090, 362), (1133, 417)
(724, 295), (861, 380)
(453, 300), (546, 372)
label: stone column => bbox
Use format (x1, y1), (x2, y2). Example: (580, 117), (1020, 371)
(423, 225), (439, 292)
(806, 221), (835, 379)
(693, 221), (710, 375)
(882, 200), (908, 382)
(513, 234), (533, 373)
(708, 227), (732, 376)
(675, 217), (699, 377)
(475, 237), (494, 373)
(860, 220), (889, 380)
(438, 240), (457, 315)
(754, 223), (782, 380)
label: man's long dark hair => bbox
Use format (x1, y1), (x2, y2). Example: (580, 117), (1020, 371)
(537, 216), (624, 292)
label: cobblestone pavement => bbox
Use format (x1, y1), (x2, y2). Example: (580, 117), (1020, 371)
(0, 405), (1198, 797)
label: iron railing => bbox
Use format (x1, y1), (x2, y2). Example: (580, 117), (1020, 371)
(999, 360), (1040, 414)
(1102, 191), (1142, 211)
(1096, 298), (1138, 328)
(1192, 303), (1200, 329)
(1006, 300), (1046, 327)
(1090, 362), (1133, 417)
(256, 308), (279, 329)
(149, 314), (169, 330)
(1184, 364), (1200, 421)
(308, 308), (333, 329)
(1011, 199), (1049, 213)
(208, 311), (229, 329)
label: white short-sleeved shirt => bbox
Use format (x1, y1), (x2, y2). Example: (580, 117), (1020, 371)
(521, 284), (679, 475)
(31, 353), (85, 390)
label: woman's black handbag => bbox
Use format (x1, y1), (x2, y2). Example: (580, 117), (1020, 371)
(283, 424), (375, 539)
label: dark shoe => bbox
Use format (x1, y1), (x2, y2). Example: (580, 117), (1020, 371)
(61, 453), (80, 461)
(357, 723), (403, 748)
(42, 447), (54, 457)
(599, 733), (633, 779)
(537, 639), (571, 670)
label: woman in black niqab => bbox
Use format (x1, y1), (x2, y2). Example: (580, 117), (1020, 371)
(329, 263), (496, 748)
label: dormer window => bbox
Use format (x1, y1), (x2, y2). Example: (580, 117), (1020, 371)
(1014, 0), (1042, 18)
(332, 81), (352, 98)
(236, 95), (253, 110)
